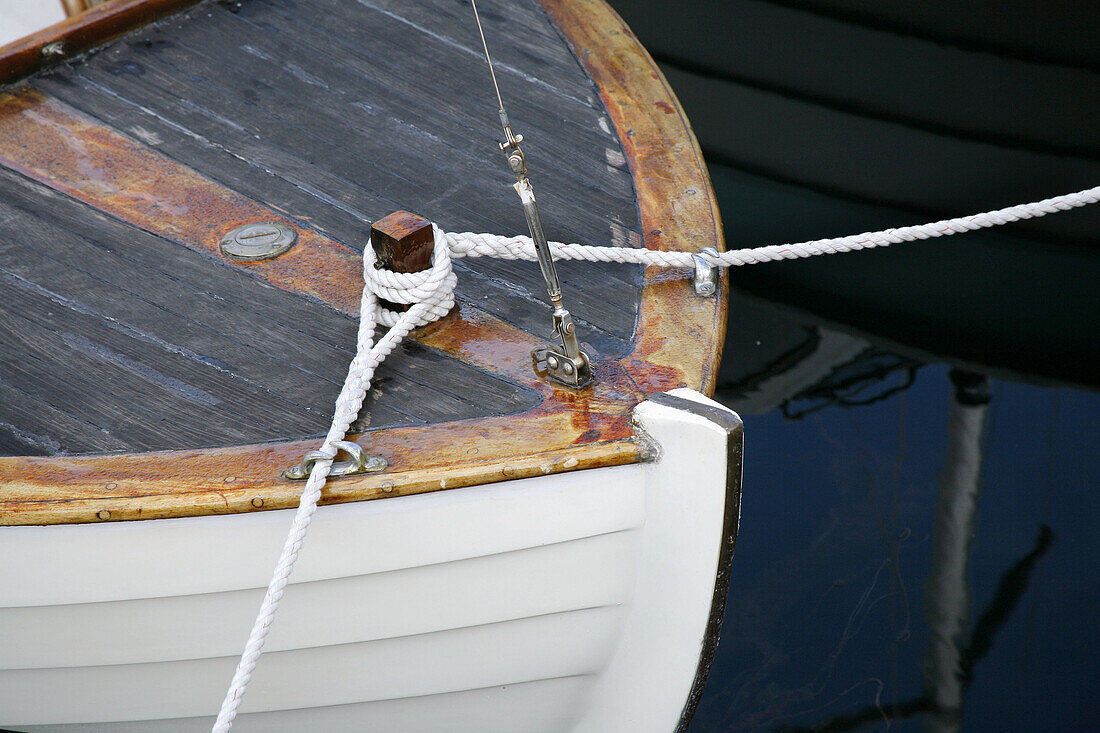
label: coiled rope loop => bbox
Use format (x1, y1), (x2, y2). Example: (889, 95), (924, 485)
(214, 184), (1098, 731)
(366, 224), (457, 327)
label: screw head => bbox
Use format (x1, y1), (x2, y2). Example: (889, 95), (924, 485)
(220, 222), (297, 261)
(546, 355), (559, 370)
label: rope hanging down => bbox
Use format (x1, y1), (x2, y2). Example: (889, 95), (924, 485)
(213, 184), (1098, 730)
(212, 238), (455, 732)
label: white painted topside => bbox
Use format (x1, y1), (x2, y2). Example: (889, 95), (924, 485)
(0, 389), (740, 732)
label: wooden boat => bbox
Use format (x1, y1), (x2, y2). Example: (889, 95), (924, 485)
(0, 0), (739, 730)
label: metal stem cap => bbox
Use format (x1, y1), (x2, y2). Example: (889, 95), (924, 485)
(220, 222), (298, 261)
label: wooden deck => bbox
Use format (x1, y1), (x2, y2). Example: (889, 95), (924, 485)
(0, 0), (726, 524)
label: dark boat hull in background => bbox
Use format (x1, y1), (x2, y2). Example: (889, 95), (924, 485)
(612, 0), (1100, 388)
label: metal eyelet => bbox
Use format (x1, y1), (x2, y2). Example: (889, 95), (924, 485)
(284, 440), (387, 480)
(692, 246), (720, 297)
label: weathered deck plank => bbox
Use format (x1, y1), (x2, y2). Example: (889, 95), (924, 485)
(45, 0), (644, 299)
(0, 0), (642, 456)
(0, 168), (538, 453)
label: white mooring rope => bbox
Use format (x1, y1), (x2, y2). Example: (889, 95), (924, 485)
(213, 185), (1098, 729)
(211, 233), (455, 732)
(442, 186), (1100, 267)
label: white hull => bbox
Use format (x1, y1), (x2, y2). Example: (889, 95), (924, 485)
(0, 389), (742, 732)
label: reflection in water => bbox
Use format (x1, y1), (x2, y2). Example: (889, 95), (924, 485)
(772, 526), (1054, 733)
(782, 353), (918, 421)
(923, 371), (990, 733)
(700, 293), (1072, 732)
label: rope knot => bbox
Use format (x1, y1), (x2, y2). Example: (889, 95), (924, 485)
(362, 223), (456, 328)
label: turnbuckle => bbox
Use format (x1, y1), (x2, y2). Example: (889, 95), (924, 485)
(470, 0), (593, 389)
(511, 170), (593, 388)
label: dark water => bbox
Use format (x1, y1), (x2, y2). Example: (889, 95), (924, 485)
(685, 143), (1099, 732)
(684, 142), (1100, 732)
(599, 2), (1098, 729)
(695, 294), (1098, 732)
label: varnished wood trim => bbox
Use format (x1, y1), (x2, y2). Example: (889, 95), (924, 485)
(1, 415), (642, 525)
(0, 0), (200, 85)
(0, 0), (726, 524)
(62, 1), (90, 19)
